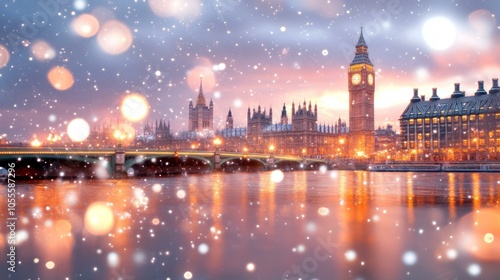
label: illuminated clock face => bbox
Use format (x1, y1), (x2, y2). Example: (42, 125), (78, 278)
(368, 74), (374, 85)
(351, 73), (361, 85)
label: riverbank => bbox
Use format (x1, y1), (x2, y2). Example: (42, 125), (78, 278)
(368, 162), (500, 172)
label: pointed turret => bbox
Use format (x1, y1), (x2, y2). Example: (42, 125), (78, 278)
(196, 77), (206, 106)
(226, 108), (234, 129)
(351, 27), (373, 66)
(356, 27), (368, 48)
(281, 103), (288, 125)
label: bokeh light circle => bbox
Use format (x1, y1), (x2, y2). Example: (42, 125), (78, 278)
(183, 271), (193, 279)
(318, 207), (330, 216)
(148, 0), (201, 20)
(0, 44), (9, 68)
(198, 243), (209, 254)
(270, 170), (284, 183)
(402, 251), (418, 266)
(67, 118), (90, 142)
(121, 94), (149, 122)
(422, 17), (457, 50)
(31, 40), (56, 61)
(97, 20), (133, 55)
(45, 261), (55, 269)
(84, 202), (114, 236)
(47, 66), (74, 91)
(72, 13), (100, 38)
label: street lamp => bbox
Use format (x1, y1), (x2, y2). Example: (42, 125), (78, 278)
(213, 138), (222, 170)
(268, 144), (276, 169)
(213, 137), (222, 151)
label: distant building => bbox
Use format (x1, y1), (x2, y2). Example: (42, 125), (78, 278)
(189, 77), (214, 132)
(374, 124), (399, 161)
(399, 79), (500, 161)
(234, 102), (347, 156)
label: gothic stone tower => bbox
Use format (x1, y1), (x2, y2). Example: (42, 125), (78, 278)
(189, 77), (214, 131)
(348, 27), (375, 158)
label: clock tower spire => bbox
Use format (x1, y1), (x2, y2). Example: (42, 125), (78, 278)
(348, 27), (375, 158)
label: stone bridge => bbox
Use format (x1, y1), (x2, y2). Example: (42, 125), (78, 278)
(0, 147), (329, 179)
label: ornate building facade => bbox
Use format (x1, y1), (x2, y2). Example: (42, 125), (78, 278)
(399, 79), (500, 161)
(348, 27), (375, 158)
(189, 77), (214, 131)
(218, 101), (348, 157)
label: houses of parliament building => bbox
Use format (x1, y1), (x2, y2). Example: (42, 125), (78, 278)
(136, 28), (381, 159)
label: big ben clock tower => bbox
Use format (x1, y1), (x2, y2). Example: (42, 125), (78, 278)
(348, 27), (375, 158)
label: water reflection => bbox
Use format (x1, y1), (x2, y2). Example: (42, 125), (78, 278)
(1, 171), (500, 279)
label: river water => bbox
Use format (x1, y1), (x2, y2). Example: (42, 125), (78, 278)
(1, 170), (500, 279)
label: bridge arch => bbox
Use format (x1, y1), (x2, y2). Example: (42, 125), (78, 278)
(0, 154), (113, 178)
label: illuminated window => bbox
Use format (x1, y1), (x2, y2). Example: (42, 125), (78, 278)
(470, 115), (476, 121)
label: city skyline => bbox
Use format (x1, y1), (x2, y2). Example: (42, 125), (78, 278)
(0, 0), (498, 142)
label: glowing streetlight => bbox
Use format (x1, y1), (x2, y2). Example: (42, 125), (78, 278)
(213, 137), (222, 170)
(31, 139), (42, 147)
(269, 144), (275, 154)
(213, 138), (222, 150)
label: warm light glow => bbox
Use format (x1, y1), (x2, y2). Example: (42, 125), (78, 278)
(72, 13), (100, 38)
(31, 40), (56, 61)
(213, 138), (222, 146)
(484, 233), (494, 244)
(45, 261), (55, 269)
(67, 118), (90, 142)
(422, 17), (457, 50)
(269, 144), (275, 152)
(31, 139), (42, 147)
(121, 94), (149, 122)
(148, 0), (201, 20)
(47, 66), (75, 91)
(318, 207), (330, 216)
(84, 202), (114, 236)
(270, 170), (284, 183)
(0, 44), (9, 68)
(246, 262), (256, 272)
(186, 65), (216, 92)
(97, 20), (133, 55)
(47, 133), (61, 143)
